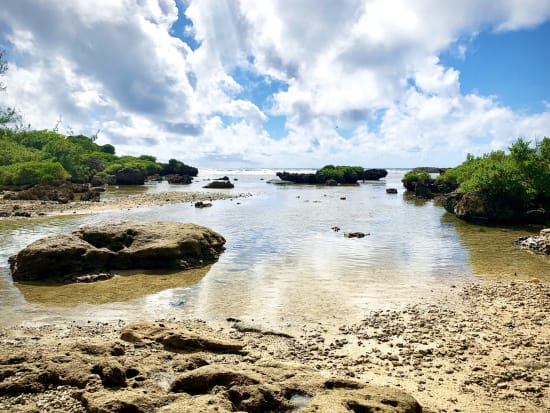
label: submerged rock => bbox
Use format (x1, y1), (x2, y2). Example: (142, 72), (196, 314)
(344, 232), (369, 238)
(9, 221), (226, 282)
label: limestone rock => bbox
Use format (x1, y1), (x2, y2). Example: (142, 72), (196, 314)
(120, 321), (244, 353)
(514, 228), (550, 255)
(0, 320), (423, 413)
(9, 221), (225, 281)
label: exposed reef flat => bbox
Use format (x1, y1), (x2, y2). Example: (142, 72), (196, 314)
(1, 280), (548, 413)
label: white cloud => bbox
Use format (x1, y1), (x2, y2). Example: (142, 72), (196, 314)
(0, 0), (549, 168)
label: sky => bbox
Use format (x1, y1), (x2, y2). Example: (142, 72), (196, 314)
(0, 0), (549, 169)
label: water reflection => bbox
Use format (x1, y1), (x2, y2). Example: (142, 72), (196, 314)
(16, 267), (211, 306)
(444, 214), (550, 280)
(0, 169), (547, 330)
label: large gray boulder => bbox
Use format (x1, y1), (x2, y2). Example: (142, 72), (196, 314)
(9, 221), (225, 282)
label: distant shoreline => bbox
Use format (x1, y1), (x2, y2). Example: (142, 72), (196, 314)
(0, 190), (247, 220)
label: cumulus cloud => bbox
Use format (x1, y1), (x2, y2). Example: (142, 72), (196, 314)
(0, 0), (549, 167)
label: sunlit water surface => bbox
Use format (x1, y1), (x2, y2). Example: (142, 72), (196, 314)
(1, 170), (548, 333)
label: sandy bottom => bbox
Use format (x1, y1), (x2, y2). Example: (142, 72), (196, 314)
(1, 280), (548, 413)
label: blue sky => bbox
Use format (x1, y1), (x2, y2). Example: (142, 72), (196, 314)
(440, 21), (550, 114)
(0, 0), (549, 168)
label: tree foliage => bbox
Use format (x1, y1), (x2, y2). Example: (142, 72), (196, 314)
(0, 160), (70, 186)
(437, 137), (550, 208)
(0, 128), (197, 186)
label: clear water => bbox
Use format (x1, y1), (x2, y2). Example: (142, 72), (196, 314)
(1, 169), (548, 332)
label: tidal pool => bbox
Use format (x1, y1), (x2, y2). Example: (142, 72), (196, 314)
(1, 169), (547, 332)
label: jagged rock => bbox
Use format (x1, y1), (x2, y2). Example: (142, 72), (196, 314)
(9, 221), (225, 282)
(514, 228), (550, 255)
(386, 188), (398, 194)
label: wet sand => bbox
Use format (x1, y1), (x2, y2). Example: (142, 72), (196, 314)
(1, 280), (548, 412)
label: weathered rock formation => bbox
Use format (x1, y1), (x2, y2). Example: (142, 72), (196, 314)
(2, 181), (101, 204)
(442, 191), (549, 224)
(514, 228), (550, 254)
(113, 168), (147, 185)
(9, 221), (225, 282)
(0, 321), (422, 413)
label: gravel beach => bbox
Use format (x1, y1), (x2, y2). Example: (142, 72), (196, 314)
(1, 280), (548, 412)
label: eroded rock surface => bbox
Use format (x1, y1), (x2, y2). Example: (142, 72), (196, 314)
(515, 228), (550, 254)
(9, 221), (226, 281)
(0, 320), (421, 413)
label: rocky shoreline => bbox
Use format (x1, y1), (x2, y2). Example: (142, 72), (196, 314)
(1, 280), (548, 413)
(0, 191), (246, 219)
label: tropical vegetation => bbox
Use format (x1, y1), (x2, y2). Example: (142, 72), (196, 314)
(438, 137), (550, 223)
(0, 128), (197, 186)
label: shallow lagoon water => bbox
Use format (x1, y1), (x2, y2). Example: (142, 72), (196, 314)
(1, 169), (548, 332)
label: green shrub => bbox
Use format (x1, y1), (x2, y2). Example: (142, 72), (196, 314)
(403, 170), (431, 182)
(439, 137), (550, 206)
(0, 134), (42, 166)
(0, 160), (70, 186)
(318, 165), (364, 184)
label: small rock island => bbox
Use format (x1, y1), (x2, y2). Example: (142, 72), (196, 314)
(9, 221), (226, 282)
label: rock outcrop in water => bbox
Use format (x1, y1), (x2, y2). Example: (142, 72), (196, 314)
(9, 221), (225, 282)
(514, 228), (550, 254)
(276, 167), (388, 185)
(203, 179), (235, 189)
(442, 191), (549, 224)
